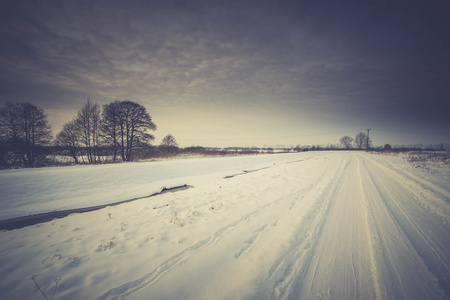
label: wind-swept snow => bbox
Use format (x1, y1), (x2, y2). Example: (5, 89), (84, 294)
(0, 153), (321, 220)
(0, 152), (449, 299)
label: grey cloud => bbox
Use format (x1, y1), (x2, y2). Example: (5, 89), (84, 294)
(1, 0), (449, 142)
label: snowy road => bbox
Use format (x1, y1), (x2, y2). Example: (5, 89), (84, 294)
(258, 153), (450, 299)
(0, 152), (449, 299)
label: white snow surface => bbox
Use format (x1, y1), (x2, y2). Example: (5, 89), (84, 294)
(0, 153), (316, 220)
(0, 151), (449, 299)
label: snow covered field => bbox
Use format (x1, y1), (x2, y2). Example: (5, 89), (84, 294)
(0, 151), (449, 299)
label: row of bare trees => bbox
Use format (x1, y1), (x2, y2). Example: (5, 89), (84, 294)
(0, 100), (157, 168)
(55, 100), (157, 164)
(340, 132), (372, 149)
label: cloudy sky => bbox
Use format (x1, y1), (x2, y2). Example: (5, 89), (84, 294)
(1, 0), (449, 147)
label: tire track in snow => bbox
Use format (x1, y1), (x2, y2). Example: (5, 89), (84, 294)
(363, 154), (449, 222)
(378, 154), (450, 199)
(360, 153), (450, 299)
(355, 155), (383, 300)
(289, 153), (380, 299)
(251, 154), (351, 299)
(357, 154), (406, 299)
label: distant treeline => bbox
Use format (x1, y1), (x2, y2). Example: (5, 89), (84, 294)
(0, 101), (447, 169)
(0, 100), (264, 169)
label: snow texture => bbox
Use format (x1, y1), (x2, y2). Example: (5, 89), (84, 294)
(0, 152), (449, 299)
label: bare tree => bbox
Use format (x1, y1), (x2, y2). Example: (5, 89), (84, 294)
(102, 101), (121, 162)
(74, 100), (101, 163)
(0, 102), (52, 167)
(160, 134), (179, 154)
(103, 100), (156, 162)
(54, 120), (80, 164)
(161, 134), (178, 147)
(340, 136), (354, 149)
(354, 132), (367, 149)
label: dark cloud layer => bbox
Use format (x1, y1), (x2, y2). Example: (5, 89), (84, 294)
(1, 0), (449, 146)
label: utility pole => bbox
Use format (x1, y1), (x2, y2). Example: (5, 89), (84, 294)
(366, 128), (371, 150)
